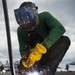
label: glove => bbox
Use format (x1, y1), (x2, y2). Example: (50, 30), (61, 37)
(22, 43), (47, 68)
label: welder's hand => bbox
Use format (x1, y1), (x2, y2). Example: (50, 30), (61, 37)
(22, 43), (47, 68)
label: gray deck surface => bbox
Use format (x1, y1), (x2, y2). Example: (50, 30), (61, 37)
(0, 71), (75, 75)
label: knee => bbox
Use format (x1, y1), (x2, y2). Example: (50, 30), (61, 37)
(64, 36), (71, 46)
(62, 36), (71, 50)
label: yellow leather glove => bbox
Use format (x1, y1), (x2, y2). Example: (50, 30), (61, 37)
(22, 43), (47, 68)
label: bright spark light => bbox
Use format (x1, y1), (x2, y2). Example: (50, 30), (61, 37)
(27, 71), (39, 75)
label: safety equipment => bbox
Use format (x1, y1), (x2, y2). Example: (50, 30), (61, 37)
(22, 43), (47, 68)
(14, 5), (37, 31)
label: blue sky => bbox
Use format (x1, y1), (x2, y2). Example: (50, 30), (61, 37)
(0, 0), (75, 71)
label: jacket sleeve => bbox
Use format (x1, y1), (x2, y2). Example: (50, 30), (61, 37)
(42, 12), (66, 49)
(17, 27), (29, 57)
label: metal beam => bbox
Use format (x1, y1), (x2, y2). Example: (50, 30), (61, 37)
(2, 0), (15, 75)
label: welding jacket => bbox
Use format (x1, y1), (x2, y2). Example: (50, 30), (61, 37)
(17, 12), (66, 56)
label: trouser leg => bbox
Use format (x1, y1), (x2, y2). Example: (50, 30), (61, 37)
(40, 36), (71, 75)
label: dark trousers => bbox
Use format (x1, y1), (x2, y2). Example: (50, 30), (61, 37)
(38, 36), (71, 75)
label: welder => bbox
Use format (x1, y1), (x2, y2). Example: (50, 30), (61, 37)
(14, 2), (71, 75)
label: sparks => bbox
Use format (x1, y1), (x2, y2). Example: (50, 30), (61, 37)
(27, 71), (39, 75)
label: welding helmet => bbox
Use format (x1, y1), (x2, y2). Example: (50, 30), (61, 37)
(14, 5), (38, 31)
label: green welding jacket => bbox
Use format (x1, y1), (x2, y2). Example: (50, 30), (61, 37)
(17, 12), (66, 56)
